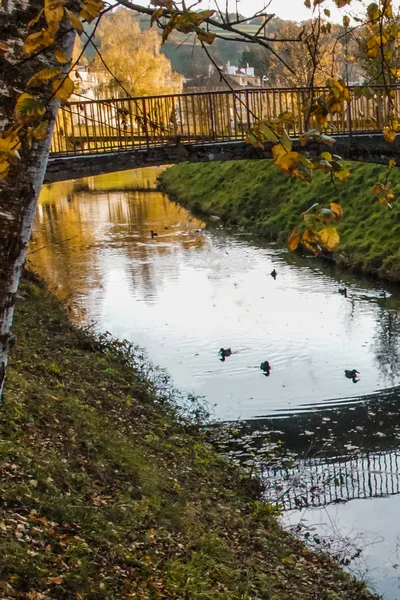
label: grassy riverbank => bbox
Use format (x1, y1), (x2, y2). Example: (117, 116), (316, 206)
(0, 272), (377, 599)
(159, 160), (400, 280)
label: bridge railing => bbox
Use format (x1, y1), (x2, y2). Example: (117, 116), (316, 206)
(50, 85), (400, 156)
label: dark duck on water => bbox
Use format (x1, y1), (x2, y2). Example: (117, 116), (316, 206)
(219, 348), (232, 361)
(344, 369), (360, 383)
(260, 360), (271, 376)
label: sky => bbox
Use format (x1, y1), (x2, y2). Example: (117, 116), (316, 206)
(130, 0), (366, 24)
(127, 0), (400, 25)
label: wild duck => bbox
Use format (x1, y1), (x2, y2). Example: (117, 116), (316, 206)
(260, 360), (271, 376)
(344, 369), (359, 378)
(219, 348), (232, 358)
(150, 230), (158, 238)
(339, 287), (348, 297)
(270, 269), (277, 280)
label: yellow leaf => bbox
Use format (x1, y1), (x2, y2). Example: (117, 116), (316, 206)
(372, 183), (386, 195)
(288, 227), (301, 251)
(54, 48), (70, 64)
(383, 127), (396, 143)
(324, 8), (330, 16)
(161, 14), (177, 42)
(343, 15), (350, 27)
(24, 30), (54, 55)
(385, 3), (393, 18)
(28, 9), (44, 28)
(33, 120), (49, 140)
(48, 575), (63, 584)
(52, 76), (75, 103)
(318, 226), (340, 251)
(150, 7), (163, 25)
(0, 158), (9, 179)
(196, 29), (216, 44)
(367, 2), (380, 22)
(79, 0), (104, 23)
(333, 167), (351, 181)
(0, 131), (21, 155)
(196, 9), (215, 20)
(304, 0), (311, 7)
(320, 151), (332, 161)
(27, 67), (62, 88)
(389, 159), (396, 169)
(279, 151), (299, 171)
(151, 0), (173, 11)
(271, 144), (286, 165)
(278, 111), (294, 123)
(245, 133), (264, 149)
(65, 9), (84, 33)
(15, 93), (46, 123)
(45, 0), (65, 36)
(301, 228), (320, 253)
(329, 202), (343, 220)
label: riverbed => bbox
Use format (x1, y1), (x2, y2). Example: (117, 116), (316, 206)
(31, 166), (400, 599)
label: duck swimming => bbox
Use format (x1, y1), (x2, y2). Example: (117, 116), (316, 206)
(150, 230), (158, 238)
(344, 369), (360, 383)
(219, 348), (232, 361)
(270, 269), (277, 280)
(344, 369), (359, 378)
(260, 360), (271, 376)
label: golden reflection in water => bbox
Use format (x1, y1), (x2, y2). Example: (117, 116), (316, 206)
(28, 167), (205, 319)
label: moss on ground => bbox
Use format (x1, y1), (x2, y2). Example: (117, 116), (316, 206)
(159, 159), (400, 281)
(0, 273), (377, 599)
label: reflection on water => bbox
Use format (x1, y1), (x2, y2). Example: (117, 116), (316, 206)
(31, 167), (400, 598)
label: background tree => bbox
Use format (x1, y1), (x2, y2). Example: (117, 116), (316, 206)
(266, 20), (346, 87)
(92, 8), (183, 98)
(353, 10), (400, 84)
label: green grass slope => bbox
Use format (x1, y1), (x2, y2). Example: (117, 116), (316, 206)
(159, 160), (400, 280)
(0, 273), (377, 599)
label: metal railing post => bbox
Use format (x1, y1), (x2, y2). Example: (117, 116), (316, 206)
(141, 98), (150, 147)
(245, 89), (251, 131)
(208, 93), (215, 139)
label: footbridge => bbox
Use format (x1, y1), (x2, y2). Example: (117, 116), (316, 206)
(46, 85), (400, 182)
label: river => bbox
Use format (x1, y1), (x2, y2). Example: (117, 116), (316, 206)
(30, 166), (400, 599)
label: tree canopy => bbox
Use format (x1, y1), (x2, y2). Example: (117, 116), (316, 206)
(92, 8), (183, 98)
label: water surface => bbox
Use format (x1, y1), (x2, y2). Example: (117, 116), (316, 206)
(31, 167), (400, 422)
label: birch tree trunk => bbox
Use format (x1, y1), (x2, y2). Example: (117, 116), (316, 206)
(0, 1), (75, 399)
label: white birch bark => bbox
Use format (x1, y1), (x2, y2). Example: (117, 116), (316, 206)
(0, 1), (75, 399)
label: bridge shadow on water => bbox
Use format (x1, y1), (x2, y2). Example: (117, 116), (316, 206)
(213, 385), (400, 510)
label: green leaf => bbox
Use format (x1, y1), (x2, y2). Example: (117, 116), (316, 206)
(280, 129), (292, 152)
(15, 93), (46, 122)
